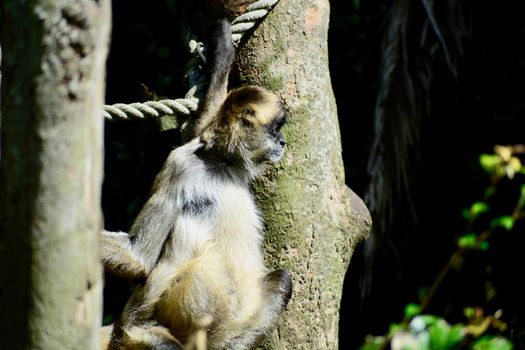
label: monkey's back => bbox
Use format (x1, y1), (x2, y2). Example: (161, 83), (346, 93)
(143, 140), (270, 347)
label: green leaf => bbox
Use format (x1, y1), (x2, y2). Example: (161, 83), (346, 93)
(479, 154), (501, 174)
(389, 322), (402, 335)
(404, 303), (421, 319)
(490, 216), (514, 231)
(472, 202), (490, 216)
(447, 324), (465, 348)
(420, 315), (439, 325)
(429, 319), (451, 350)
(463, 307), (476, 319)
(416, 332), (431, 350)
(471, 335), (513, 350)
(352, 0), (361, 10)
(358, 336), (384, 350)
(508, 157), (522, 178)
(464, 202), (490, 222)
(479, 241), (490, 251)
(458, 233), (478, 249)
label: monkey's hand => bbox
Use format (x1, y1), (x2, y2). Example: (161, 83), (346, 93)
(101, 230), (147, 282)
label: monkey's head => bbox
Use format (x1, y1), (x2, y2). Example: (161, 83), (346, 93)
(199, 86), (286, 175)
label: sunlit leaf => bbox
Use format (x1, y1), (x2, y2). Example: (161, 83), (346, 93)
(389, 322), (403, 335)
(464, 202), (490, 222)
(506, 157), (522, 179)
(428, 319), (451, 350)
(492, 318), (508, 332)
(490, 216), (514, 231)
(494, 145), (512, 161)
(458, 233), (478, 249)
(465, 316), (492, 337)
(463, 307), (476, 319)
(472, 202), (490, 216)
(447, 324), (465, 348)
(416, 333), (431, 350)
(404, 303), (421, 319)
(471, 335), (513, 350)
(479, 154), (501, 175)
(419, 315), (439, 326)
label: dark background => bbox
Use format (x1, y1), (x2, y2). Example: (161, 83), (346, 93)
(102, 0), (525, 348)
(330, 0), (525, 348)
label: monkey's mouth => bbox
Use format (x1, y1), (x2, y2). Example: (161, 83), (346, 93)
(267, 147), (284, 162)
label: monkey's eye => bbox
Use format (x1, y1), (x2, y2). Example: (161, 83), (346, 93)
(241, 117), (253, 128)
(276, 117), (286, 131)
(242, 107), (255, 118)
(270, 115), (287, 134)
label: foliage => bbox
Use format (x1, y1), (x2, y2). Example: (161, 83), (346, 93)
(359, 145), (525, 350)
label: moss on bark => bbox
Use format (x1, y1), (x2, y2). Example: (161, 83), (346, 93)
(231, 1), (372, 348)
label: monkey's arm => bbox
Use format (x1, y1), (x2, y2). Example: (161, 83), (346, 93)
(101, 186), (176, 280)
(195, 19), (235, 130)
(128, 190), (176, 273)
(101, 230), (148, 282)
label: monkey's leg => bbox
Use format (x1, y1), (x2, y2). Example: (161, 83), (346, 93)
(264, 269), (292, 306)
(221, 270), (293, 350)
(257, 269), (293, 330)
(119, 324), (183, 350)
(101, 230), (147, 282)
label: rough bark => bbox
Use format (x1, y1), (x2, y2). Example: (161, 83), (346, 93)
(0, 1), (110, 349)
(221, 1), (372, 348)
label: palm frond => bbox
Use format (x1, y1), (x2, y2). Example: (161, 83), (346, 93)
(362, 0), (471, 296)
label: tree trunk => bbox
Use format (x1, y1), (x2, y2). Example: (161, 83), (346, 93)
(194, 1), (372, 348)
(0, 1), (110, 349)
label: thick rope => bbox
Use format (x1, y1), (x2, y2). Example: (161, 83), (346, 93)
(103, 0), (280, 122)
(231, 0), (279, 44)
(102, 98), (198, 121)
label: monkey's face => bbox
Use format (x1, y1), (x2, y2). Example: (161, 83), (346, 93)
(235, 90), (286, 164)
(234, 107), (286, 165)
(258, 113), (286, 162)
(201, 86), (287, 170)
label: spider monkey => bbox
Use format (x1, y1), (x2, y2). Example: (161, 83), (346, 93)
(100, 19), (292, 350)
